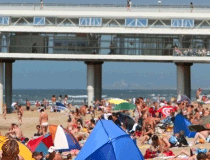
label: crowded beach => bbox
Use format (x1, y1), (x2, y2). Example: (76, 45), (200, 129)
(0, 88), (210, 160)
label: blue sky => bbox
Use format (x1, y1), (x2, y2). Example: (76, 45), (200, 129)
(7, 0), (210, 89)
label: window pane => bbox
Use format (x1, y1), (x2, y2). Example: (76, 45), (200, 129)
(34, 17), (45, 25)
(171, 19), (182, 27)
(183, 19), (194, 28)
(79, 18), (90, 26)
(0, 17), (9, 25)
(136, 19), (148, 27)
(91, 18), (102, 26)
(125, 18), (136, 27)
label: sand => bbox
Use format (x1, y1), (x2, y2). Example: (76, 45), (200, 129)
(0, 106), (210, 160)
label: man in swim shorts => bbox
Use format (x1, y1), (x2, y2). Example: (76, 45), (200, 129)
(39, 108), (48, 136)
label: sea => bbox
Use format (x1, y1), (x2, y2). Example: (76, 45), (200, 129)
(8, 89), (210, 106)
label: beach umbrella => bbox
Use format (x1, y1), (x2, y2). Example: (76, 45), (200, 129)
(157, 106), (175, 117)
(114, 102), (136, 111)
(49, 125), (81, 152)
(27, 134), (54, 156)
(75, 120), (144, 160)
(189, 115), (210, 132)
(0, 136), (33, 160)
(177, 95), (191, 104)
(117, 112), (135, 131)
(108, 98), (128, 105)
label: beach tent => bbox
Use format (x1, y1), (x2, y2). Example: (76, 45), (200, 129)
(174, 114), (196, 138)
(27, 134), (54, 156)
(116, 112), (135, 131)
(49, 125), (81, 152)
(56, 102), (67, 110)
(75, 120), (144, 160)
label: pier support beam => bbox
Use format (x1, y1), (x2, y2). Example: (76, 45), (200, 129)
(5, 61), (14, 113)
(176, 63), (193, 99)
(86, 62), (95, 107)
(0, 62), (3, 114)
(94, 62), (103, 101)
(86, 62), (103, 106)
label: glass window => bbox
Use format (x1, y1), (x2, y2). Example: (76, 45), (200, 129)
(0, 17), (10, 25)
(125, 18), (136, 27)
(33, 17), (45, 25)
(171, 19), (194, 28)
(125, 18), (148, 27)
(183, 19), (194, 28)
(79, 18), (102, 26)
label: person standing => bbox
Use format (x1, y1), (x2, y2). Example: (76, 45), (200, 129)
(190, 2), (194, 13)
(39, 109), (48, 136)
(127, 0), (130, 11)
(17, 105), (23, 125)
(129, 0), (132, 12)
(64, 95), (68, 106)
(51, 95), (57, 110)
(108, 43), (114, 54)
(40, 0), (43, 10)
(3, 103), (7, 120)
(26, 99), (31, 111)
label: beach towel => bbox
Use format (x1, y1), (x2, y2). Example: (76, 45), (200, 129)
(144, 149), (157, 159)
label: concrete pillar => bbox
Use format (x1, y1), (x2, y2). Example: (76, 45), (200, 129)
(86, 62), (95, 107)
(94, 62), (103, 101)
(176, 63), (193, 99)
(0, 62), (3, 114)
(5, 61), (14, 113)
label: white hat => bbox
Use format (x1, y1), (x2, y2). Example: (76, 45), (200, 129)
(48, 146), (56, 153)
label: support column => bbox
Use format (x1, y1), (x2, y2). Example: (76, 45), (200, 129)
(94, 62), (103, 101)
(86, 62), (95, 107)
(176, 63), (193, 99)
(0, 62), (3, 114)
(5, 61), (14, 113)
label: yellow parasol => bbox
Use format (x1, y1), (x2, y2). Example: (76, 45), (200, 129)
(108, 98), (128, 105)
(0, 136), (34, 160)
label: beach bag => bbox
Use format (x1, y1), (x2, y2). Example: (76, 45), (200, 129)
(169, 136), (178, 145)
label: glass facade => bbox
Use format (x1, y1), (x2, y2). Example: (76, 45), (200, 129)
(5, 33), (210, 56)
(0, 17), (10, 25)
(33, 17), (45, 25)
(79, 18), (102, 26)
(125, 18), (148, 27)
(171, 19), (194, 28)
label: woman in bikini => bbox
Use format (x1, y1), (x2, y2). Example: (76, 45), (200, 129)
(17, 105), (23, 125)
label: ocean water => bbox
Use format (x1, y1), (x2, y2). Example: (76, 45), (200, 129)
(9, 89), (209, 105)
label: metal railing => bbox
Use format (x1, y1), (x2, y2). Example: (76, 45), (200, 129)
(0, 3), (209, 9)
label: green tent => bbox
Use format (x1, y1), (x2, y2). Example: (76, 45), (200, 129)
(114, 102), (136, 111)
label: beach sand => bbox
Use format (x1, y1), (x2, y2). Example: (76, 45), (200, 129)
(0, 106), (210, 160)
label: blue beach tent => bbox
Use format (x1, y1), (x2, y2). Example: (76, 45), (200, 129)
(56, 102), (67, 110)
(75, 120), (144, 160)
(174, 114), (196, 138)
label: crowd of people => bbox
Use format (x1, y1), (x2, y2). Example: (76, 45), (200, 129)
(174, 47), (210, 56)
(1, 90), (210, 160)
